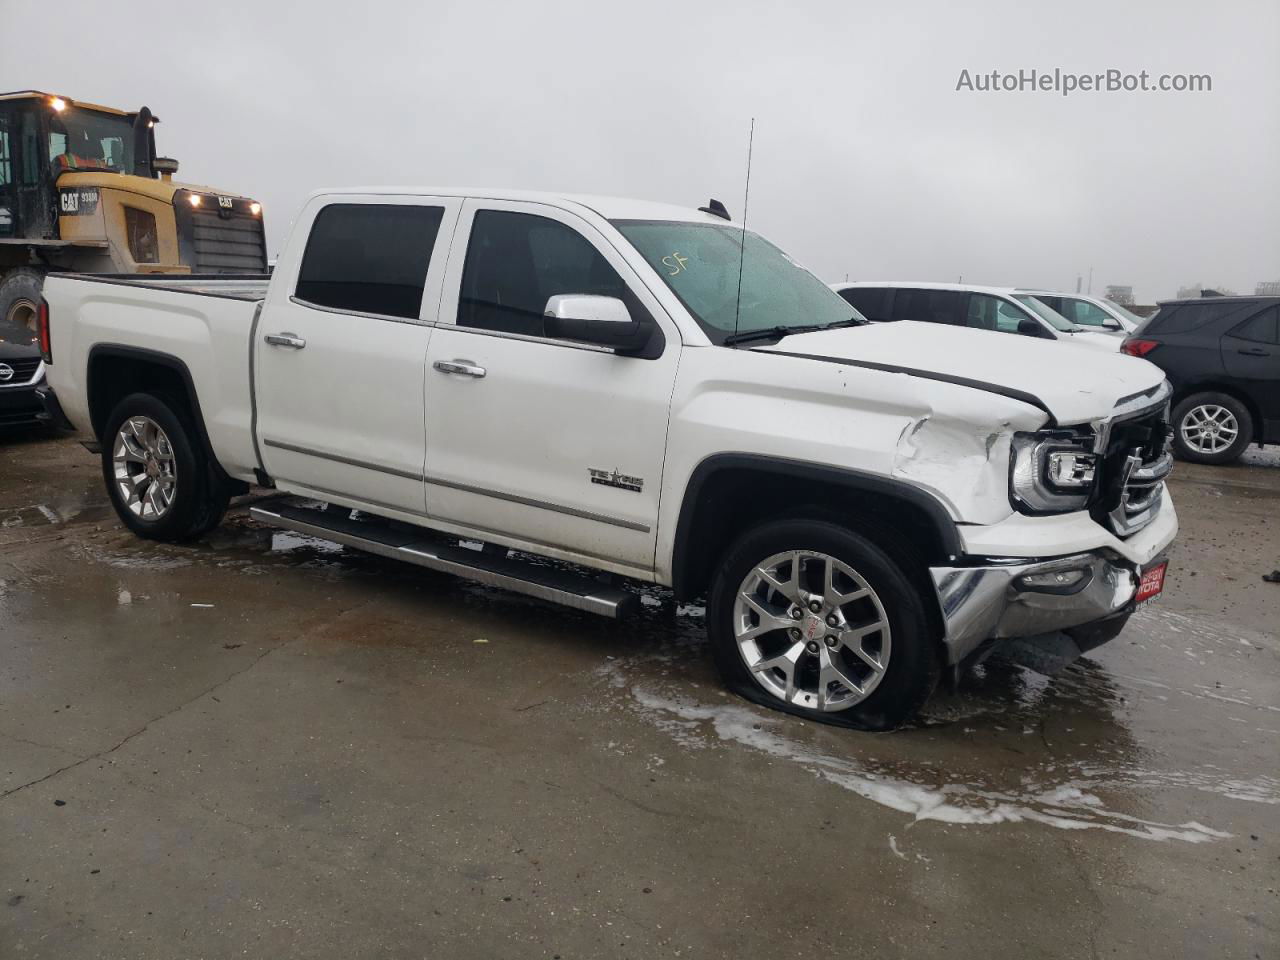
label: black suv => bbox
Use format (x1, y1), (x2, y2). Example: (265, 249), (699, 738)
(1122, 296), (1279, 464)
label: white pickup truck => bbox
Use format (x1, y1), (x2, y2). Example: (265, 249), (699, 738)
(38, 188), (1177, 729)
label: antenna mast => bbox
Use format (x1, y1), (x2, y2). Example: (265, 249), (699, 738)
(732, 118), (755, 337)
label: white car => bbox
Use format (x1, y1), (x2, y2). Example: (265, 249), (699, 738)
(1018, 290), (1146, 337)
(40, 188), (1176, 729)
(832, 281), (1121, 350)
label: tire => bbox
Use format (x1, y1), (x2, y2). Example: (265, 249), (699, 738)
(1172, 392), (1253, 465)
(707, 518), (940, 731)
(101, 392), (230, 541)
(0, 267), (45, 343)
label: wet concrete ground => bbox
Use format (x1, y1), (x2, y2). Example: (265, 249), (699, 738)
(1, 434), (1277, 959)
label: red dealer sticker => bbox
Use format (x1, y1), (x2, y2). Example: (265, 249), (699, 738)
(1136, 561), (1168, 605)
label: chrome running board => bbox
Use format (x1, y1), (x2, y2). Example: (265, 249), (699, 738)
(249, 501), (638, 619)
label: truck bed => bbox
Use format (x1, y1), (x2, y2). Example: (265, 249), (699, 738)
(47, 272), (271, 302)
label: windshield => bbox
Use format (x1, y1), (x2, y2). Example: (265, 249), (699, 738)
(612, 219), (860, 342)
(1104, 300), (1144, 326)
(1014, 295), (1076, 332)
(49, 106), (135, 174)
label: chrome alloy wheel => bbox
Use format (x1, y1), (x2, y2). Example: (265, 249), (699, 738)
(733, 550), (891, 712)
(112, 416), (178, 520)
(1180, 403), (1239, 455)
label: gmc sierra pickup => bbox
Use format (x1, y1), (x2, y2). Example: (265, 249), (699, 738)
(39, 188), (1177, 729)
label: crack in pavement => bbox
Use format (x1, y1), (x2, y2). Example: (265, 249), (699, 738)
(0, 596), (382, 802)
(0, 637), (299, 802)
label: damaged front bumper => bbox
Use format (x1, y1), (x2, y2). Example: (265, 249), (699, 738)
(930, 551), (1157, 665)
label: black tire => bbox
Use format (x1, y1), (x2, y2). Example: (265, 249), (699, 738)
(707, 518), (940, 731)
(101, 392), (229, 541)
(1172, 392), (1253, 465)
(0, 267), (45, 342)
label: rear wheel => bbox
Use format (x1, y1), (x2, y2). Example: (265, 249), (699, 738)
(101, 393), (230, 541)
(707, 518), (940, 730)
(1172, 392), (1252, 464)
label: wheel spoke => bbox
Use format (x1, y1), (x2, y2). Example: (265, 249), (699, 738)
(750, 641), (805, 701)
(823, 557), (869, 606)
(756, 553), (801, 603)
(818, 645), (864, 704)
(738, 593), (794, 641)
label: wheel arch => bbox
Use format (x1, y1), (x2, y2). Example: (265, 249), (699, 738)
(87, 344), (238, 487)
(669, 453), (962, 603)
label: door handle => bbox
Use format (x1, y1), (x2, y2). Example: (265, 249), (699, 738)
(433, 359), (486, 378)
(264, 333), (306, 349)
(1237, 347), (1270, 357)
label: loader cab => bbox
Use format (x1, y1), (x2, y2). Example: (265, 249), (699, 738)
(0, 93), (152, 242)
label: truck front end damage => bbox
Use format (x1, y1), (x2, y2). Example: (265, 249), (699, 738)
(928, 381), (1177, 669)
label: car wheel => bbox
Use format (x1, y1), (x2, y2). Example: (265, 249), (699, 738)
(1172, 392), (1253, 465)
(707, 518), (940, 731)
(101, 392), (230, 541)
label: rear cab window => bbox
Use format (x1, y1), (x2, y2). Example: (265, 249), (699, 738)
(891, 289), (964, 325)
(295, 203), (445, 319)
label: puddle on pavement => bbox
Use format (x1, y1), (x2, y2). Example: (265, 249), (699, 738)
(63, 495), (1279, 846)
(588, 601), (1278, 846)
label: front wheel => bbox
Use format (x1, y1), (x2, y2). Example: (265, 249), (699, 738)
(1172, 392), (1253, 465)
(707, 519), (940, 730)
(101, 393), (230, 541)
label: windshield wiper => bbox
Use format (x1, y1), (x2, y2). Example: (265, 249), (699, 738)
(722, 325), (821, 347)
(819, 317), (868, 330)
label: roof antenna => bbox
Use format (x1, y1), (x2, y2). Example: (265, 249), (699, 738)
(732, 118), (755, 338)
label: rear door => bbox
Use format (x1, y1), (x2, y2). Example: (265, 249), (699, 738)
(1222, 304), (1280, 436)
(422, 199), (680, 571)
(254, 195), (461, 515)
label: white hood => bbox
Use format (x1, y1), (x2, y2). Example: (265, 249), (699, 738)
(757, 320), (1165, 425)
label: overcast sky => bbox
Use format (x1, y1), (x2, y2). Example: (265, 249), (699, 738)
(9, 0), (1278, 302)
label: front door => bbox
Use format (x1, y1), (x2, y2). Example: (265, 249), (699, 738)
(423, 200), (680, 572)
(254, 195), (460, 516)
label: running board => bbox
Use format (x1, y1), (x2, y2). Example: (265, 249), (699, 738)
(249, 502), (639, 619)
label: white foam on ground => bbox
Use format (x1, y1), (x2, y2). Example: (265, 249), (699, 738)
(627, 685), (1234, 844)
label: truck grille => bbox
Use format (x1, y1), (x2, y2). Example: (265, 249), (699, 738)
(1092, 393), (1173, 537)
(189, 209), (268, 273)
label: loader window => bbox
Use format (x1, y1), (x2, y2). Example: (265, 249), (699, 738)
(48, 107), (133, 174)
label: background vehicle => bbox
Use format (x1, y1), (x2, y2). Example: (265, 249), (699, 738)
(41, 188), (1176, 730)
(0, 90), (266, 337)
(1122, 296), (1279, 464)
(831, 281), (1120, 350)
(1019, 290), (1144, 337)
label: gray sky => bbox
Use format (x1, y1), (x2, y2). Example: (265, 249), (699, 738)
(9, 0), (1278, 302)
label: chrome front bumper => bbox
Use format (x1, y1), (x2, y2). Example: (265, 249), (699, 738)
(930, 552), (1144, 664)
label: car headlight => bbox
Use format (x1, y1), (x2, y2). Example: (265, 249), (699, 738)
(1010, 430), (1098, 513)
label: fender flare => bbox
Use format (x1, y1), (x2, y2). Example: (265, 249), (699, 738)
(669, 452), (964, 599)
(86, 344), (225, 476)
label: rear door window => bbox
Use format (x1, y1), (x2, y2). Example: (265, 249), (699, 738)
(891, 289), (963, 325)
(1231, 306), (1279, 344)
(836, 287), (892, 321)
(295, 203), (444, 319)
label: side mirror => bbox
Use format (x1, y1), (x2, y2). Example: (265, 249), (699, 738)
(544, 295), (649, 352)
(1017, 318), (1050, 338)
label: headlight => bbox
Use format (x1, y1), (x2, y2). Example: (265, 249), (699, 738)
(124, 207), (159, 263)
(1010, 430), (1098, 513)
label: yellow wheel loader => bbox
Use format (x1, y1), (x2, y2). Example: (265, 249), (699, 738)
(0, 91), (266, 337)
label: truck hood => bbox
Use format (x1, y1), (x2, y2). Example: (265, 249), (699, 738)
(755, 320), (1165, 424)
